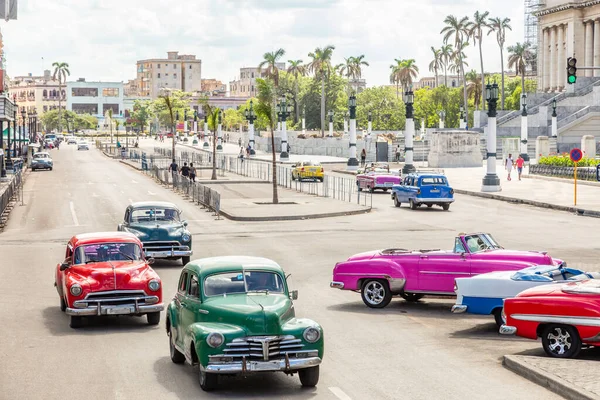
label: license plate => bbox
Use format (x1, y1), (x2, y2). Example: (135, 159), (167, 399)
(384, 182), (394, 187)
(430, 189), (440, 193)
(106, 306), (133, 315)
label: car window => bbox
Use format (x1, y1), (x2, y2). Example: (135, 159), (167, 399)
(73, 242), (142, 264)
(131, 207), (180, 222)
(421, 177), (447, 185)
(454, 238), (466, 253)
(188, 275), (199, 297)
(204, 271), (284, 296)
(464, 235), (489, 253)
(178, 272), (188, 293)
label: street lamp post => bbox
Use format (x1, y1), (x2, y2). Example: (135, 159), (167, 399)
(459, 106), (465, 129)
(481, 82), (502, 192)
(301, 108), (306, 135)
(0, 118), (4, 178)
(520, 93), (529, 161)
(217, 109), (223, 152)
(343, 111), (348, 135)
(402, 90), (416, 174)
(184, 109), (188, 134)
(367, 111), (372, 137)
(328, 110), (334, 137)
(20, 107), (26, 156)
(193, 110), (198, 135)
(277, 98), (291, 160)
(438, 110), (446, 129)
(244, 99), (257, 156)
(347, 94), (359, 171)
(551, 98), (557, 138)
(203, 115), (209, 148)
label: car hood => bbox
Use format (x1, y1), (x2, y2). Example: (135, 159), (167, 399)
(126, 222), (187, 240)
(516, 283), (564, 298)
(67, 260), (155, 292)
(203, 294), (295, 335)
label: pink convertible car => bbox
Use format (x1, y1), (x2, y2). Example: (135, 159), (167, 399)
(330, 233), (563, 308)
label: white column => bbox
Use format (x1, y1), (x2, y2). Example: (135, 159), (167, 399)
(520, 113), (529, 161)
(277, 121), (281, 132)
(439, 118), (444, 129)
(248, 122), (255, 155)
(203, 120), (209, 148)
(557, 25), (566, 90)
(402, 118), (415, 174)
(217, 122), (223, 152)
(481, 115), (501, 192)
(552, 115), (558, 137)
(541, 28), (548, 91)
(184, 121), (188, 133)
(586, 20), (594, 77)
(367, 120), (372, 136)
(343, 118), (348, 134)
(550, 26), (557, 90)
(280, 120), (289, 160)
(347, 117), (358, 170)
(459, 119), (466, 129)
(301, 117), (306, 134)
(193, 120), (197, 134)
(329, 120), (333, 137)
(594, 20), (600, 76)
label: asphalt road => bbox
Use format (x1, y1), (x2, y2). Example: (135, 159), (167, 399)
(4, 141), (598, 399)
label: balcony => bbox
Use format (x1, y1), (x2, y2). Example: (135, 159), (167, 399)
(42, 96), (66, 101)
(0, 94), (16, 121)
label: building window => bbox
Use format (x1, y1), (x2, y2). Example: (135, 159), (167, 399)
(102, 88), (119, 97)
(72, 103), (99, 114)
(103, 104), (119, 115)
(251, 86), (254, 92)
(174, 64), (176, 69)
(452, 80), (456, 87)
(174, 73), (177, 79)
(43, 106), (47, 112)
(189, 65), (192, 69)
(43, 89), (47, 98)
(72, 87), (98, 97)
(158, 73), (161, 78)
(157, 64), (161, 69)
(251, 72), (254, 78)
(165, 73), (169, 77)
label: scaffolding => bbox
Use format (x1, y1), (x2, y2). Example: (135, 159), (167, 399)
(525, 0), (543, 74)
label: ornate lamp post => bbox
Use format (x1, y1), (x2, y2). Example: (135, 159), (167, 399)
(367, 111), (372, 136)
(402, 89), (416, 174)
(203, 115), (209, 148)
(520, 93), (529, 161)
(438, 110), (446, 129)
(301, 107), (306, 134)
(183, 109), (188, 134)
(551, 98), (557, 138)
(217, 109), (223, 152)
(278, 98), (291, 160)
(481, 82), (501, 192)
(328, 110), (334, 137)
(193, 110), (198, 134)
(20, 107), (26, 156)
(347, 94), (359, 171)
(244, 99), (257, 156)
(459, 106), (465, 129)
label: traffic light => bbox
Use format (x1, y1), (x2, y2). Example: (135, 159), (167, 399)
(567, 57), (577, 84)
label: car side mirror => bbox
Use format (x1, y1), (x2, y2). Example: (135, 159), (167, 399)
(183, 221), (188, 227)
(146, 257), (155, 265)
(290, 290), (298, 300)
(59, 261), (70, 271)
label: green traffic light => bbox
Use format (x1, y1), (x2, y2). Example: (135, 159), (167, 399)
(568, 75), (577, 83)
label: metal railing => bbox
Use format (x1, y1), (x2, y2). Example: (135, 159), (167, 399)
(530, 164), (600, 181)
(558, 105), (600, 129)
(0, 170), (23, 224)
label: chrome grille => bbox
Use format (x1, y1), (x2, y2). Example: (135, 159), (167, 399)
(73, 290), (159, 308)
(143, 241), (189, 252)
(219, 335), (304, 361)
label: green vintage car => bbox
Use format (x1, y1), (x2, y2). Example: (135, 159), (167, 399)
(118, 201), (193, 265)
(166, 256), (324, 391)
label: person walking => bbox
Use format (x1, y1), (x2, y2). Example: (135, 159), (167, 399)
(189, 162), (196, 182)
(168, 159), (178, 174)
(515, 155), (525, 181)
(395, 145), (401, 163)
(505, 153), (514, 181)
(180, 162), (190, 178)
(360, 148), (366, 166)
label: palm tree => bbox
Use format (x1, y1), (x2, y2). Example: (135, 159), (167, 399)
(466, 70), (483, 110)
(258, 48), (285, 88)
(467, 11), (489, 110)
(507, 42), (533, 97)
(440, 44), (454, 87)
(488, 17), (512, 109)
(389, 59), (402, 98)
(336, 56), (355, 94)
(307, 45), (335, 137)
(352, 55), (369, 79)
(429, 47), (443, 88)
(52, 62), (70, 133)
(287, 59), (306, 124)
(441, 15), (470, 118)
(157, 90), (176, 158)
(398, 59), (419, 92)
(255, 78), (278, 203)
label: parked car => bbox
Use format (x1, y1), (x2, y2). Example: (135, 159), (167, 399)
(452, 264), (594, 327)
(31, 152), (53, 171)
(44, 139), (55, 149)
(117, 201), (192, 265)
(54, 232), (164, 328)
(356, 163), (401, 192)
(291, 161), (324, 181)
(77, 141), (90, 150)
(501, 279), (600, 358)
(166, 256), (324, 391)
(330, 232), (563, 308)
(391, 173), (454, 210)
(67, 137), (77, 144)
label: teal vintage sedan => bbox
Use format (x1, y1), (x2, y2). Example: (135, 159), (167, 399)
(118, 201), (192, 265)
(166, 256), (324, 391)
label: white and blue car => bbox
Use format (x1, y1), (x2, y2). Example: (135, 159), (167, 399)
(451, 264), (597, 327)
(391, 173), (454, 210)
(31, 152), (53, 171)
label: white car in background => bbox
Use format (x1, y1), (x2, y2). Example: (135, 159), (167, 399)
(67, 137), (77, 144)
(77, 141), (90, 150)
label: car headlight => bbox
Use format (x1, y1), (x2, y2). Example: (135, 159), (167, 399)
(148, 279), (161, 291)
(303, 327), (321, 343)
(181, 233), (191, 242)
(70, 284), (83, 296)
(206, 332), (224, 348)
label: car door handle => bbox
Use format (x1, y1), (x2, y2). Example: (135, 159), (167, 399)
(420, 255), (428, 259)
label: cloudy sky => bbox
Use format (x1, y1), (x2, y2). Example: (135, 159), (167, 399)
(2, 0), (527, 88)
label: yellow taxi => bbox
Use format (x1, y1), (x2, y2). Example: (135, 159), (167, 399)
(291, 161), (324, 182)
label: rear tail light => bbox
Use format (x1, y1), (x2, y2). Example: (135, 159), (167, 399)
(416, 189), (421, 194)
(321, 168), (324, 173)
(450, 189), (454, 194)
(301, 168), (305, 171)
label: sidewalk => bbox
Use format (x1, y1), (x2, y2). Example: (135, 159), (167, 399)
(504, 355), (600, 400)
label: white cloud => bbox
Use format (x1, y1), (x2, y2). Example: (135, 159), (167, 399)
(2, 0), (525, 87)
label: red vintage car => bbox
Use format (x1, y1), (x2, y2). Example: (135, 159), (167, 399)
(501, 279), (600, 358)
(54, 232), (164, 329)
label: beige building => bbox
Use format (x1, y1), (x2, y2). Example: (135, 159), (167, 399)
(136, 51), (202, 98)
(349, 78), (367, 93)
(201, 78), (226, 96)
(8, 70), (65, 114)
(229, 63), (285, 98)
(537, 0), (600, 92)
(414, 75), (463, 89)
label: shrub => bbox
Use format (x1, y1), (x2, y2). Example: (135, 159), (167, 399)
(538, 155), (600, 167)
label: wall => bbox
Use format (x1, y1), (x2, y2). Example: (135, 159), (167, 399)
(66, 81), (124, 119)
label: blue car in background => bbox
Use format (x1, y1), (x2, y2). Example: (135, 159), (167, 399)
(391, 173), (454, 210)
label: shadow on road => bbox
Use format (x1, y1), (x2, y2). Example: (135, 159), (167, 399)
(153, 356), (320, 399)
(151, 258), (186, 269)
(327, 298), (456, 319)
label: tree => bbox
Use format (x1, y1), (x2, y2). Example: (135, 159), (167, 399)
(488, 17), (512, 109)
(507, 42), (533, 99)
(40, 110), (96, 132)
(429, 47), (443, 88)
(389, 58), (402, 98)
(336, 56), (355, 93)
(298, 72), (347, 130)
(441, 15), (470, 118)
(398, 59), (419, 92)
(352, 55), (369, 79)
(287, 59), (306, 124)
(414, 86), (465, 129)
(466, 70), (483, 110)
(153, 89), (190, 158)
(223, 108), (244, 131)
(356, 86), (405, 130)
(307, 45), (335, 137)
(440, 44), (454, 87)
(52, 62), (70, 133)
(255, 78), (278, 204)
(467, 11), (489, 110)
(107, 109), (114, 143)
(130, 99), (153, 135)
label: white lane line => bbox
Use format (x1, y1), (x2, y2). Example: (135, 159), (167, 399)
(329, 387), (352, 400)
(128, 198), (133, 204)
(131, 179), (138, 184)
(92, 193), (99, 197)
(147, 190), (156, 196)
(69, 201), (79, 226)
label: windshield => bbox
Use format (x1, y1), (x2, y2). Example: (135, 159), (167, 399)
(73, 243), (143, 264)
(511, 264), (583, 281)
(464, 233), (503, 253)
(303, 161), (321, 166)
(130, 207), (180, 223)
(204, 271), (285, 296)
(34, 153), (50, 159)
(421, 177), (447, 185)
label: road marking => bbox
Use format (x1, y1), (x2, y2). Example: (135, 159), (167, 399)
(128, 198), (133, 204)
(147, 190), (156, 196)
(69, 201), (79, 226)
(92, 193), (99, 197)
(131, 179), (138, 184)
(329, 387), (352, 400)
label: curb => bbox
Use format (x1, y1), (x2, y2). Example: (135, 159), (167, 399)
(524, 173), (600, 187)
(332, 169), (357, 176)
(503, 355), (600, 400)
(218, 206), (372, 221)
(453, 188), (600, 218)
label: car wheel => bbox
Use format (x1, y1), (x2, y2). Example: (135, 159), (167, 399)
(357, 183), (362, 192)
(542, 325), (582, 358)
(400, 293), (424, 302)
(169, 325), (185, 364)
(427, 204), (433, 208)
(198, 365), (218, 391)
(442, 204), (450, 211)
(383, 188), (389, 192)
(70, 316), (83, 329)
(319, 178), (324, 182)
(368, 186), (374, 193)
(409, 199), (418, 210)
(50, 167), (53, 171)
(393, 195), (401, 208)
(181, 256), (191, 265)
(493, 308), (504, 328)
(299, 365), (320, 387)
(361, 279), (392, 308)
(60, 296), (67, 312)
(147, 312), (161, 325)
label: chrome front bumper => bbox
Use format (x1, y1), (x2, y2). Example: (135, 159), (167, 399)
(499, 325), (517, 335)
(145, 250), (192, 258)
(205, 356), (321, 373)
(451, 305), (468, 313)
(414, 198), (454, 203)
(330, 281), (344, 289)
(66, 303), (164, 316)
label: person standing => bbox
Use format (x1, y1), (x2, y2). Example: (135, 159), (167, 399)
(361, 148), (367, 166)
(189, 163), (196, 182)
(395, 145), (401, 163)
(505, 153), (514, 181)
(515, 155), (525, 181)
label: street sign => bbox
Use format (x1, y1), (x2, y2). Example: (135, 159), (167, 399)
(570, 148), (583, 162)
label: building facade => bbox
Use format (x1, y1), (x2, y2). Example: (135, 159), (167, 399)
(201, 78), (226, 96)
(136, 51), (202, 98)
(349, 79), (367, 93)
(66, 79), (124, 121)
(414, 75), (464, 89)
(536, 0), (600, 92)
(229, 63), (285, 98)
(8, 70), (65, 114)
